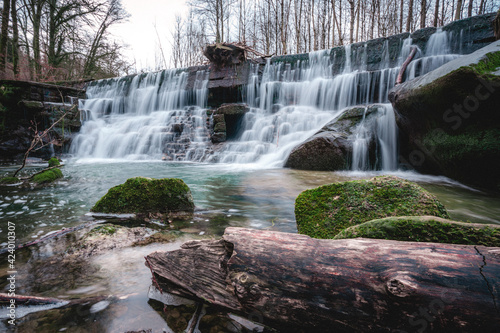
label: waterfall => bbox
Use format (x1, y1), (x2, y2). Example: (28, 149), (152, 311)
(70, 69), (210, 161)
(216, 28), (462, 170)
(71, 28), (464, 170)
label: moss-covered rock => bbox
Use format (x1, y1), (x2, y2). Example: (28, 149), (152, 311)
(91, 177), (195, 219)
(295, 175), (449, 239)
(0, 176), (21, 184)
(31, 168), (63, 184)
(334, 216), (500, 247)
(48, 157), (60, 167)
(389, 41), (500, 191)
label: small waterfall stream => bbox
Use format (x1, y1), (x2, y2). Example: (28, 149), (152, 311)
(71, 28), (465, 170)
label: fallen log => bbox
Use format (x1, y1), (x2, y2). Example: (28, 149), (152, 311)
(145, 227), (500, 332)
(396, 46), (417, 85)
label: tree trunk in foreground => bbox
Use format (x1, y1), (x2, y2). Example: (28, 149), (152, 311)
(145, 227), (500, 332)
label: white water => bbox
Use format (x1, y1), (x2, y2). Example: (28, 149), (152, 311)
(70, 69), (210, 161)
(71, 28), (464, 170)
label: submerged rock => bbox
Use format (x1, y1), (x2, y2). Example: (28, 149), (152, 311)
(91, 177), (195, 219)
(295, 175), (449, 239)
(334, 216), (500, 247)
(389, 40), (500, 191)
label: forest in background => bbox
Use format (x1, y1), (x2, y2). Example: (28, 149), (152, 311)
(170, 0), (500, 68)
(0, 0), (131, 82)
(0, 0), (499, 82)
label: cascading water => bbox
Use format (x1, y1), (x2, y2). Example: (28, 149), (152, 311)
(70, 69), (210, 161)
(216, 27), (465, 170)
(71, 27), (465, 170)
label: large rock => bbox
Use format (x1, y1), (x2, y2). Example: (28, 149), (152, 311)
(295, 175), (449, 239)
(284, 105), (379, 170)
(91, 177), (195, 219)
(334, 216), (500, 247)
(389, 40), (500, 191)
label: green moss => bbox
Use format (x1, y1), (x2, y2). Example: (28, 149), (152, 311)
(91, 177), (195, 215)
(0, 177), (20, 184)
(334, 216), (500, 247)
(470, 51), (500, 75)
(31, 168), (63, 184)
(48, 157), (61, 167)
(423, 129), (500, 164)
(295, 176), (449, 239)
(88, 224), (120, 236)
(213, 121), (226, 132)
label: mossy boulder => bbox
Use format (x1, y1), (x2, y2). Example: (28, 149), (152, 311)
(31, 168), (63, 184)
(334, 216), (500, 247)
(389, 40), (500, 191)
(48, 157), (60, 167)
(295, 175), (449, 239)
(0, 177), (21, 185)
(91, 177), (195, 219)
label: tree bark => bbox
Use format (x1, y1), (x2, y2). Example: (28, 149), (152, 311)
(406, 0), (414, 31)
(0, 0), (11, 78)
(10, 0), (19, 77)
(146, 227), (500, 332)
(433, 0), (440, 26)
(455, 0), (463, 20)
(420, 0), (427, 28)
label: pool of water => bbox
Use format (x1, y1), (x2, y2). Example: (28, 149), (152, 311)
(1, 160), (499, 332)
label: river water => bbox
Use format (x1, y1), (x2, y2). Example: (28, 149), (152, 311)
(1, 160), (500, 332)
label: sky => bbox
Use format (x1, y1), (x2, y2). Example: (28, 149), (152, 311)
(110, 0), (189, 72)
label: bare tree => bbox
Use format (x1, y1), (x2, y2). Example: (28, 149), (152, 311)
(0, 0), (11, 77)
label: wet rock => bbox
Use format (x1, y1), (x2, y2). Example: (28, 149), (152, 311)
(216, 103), (249, 116)
(389, 40), (500, 191)
(91, 177), (195, 220)
(0, 176), (21, 185)
(31, 168), (63, 185)
(171, 123), (184, 133)
(284, 105), (380, 171)
(69, 224), (154, 257)
(295, 175), (449, 239)
(284, 132), (351, 171)
(334, 216), (500, 247)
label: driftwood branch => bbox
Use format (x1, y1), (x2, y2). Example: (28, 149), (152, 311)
(396, 46), (418, 85)
(146, 227), (500, 332)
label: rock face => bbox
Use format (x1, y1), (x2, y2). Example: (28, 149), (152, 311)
(389, 40), (500, 191)
(284, 105), (380, 170)
(91, 177), (195, 219)
(334, 216), (500, 247)
(0, 80), (83, 162)
(210, 103), (249, 143)
(295, 175), (449, 239)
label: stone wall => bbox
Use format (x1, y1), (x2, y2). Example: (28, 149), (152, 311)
(0, 80), (84, 162)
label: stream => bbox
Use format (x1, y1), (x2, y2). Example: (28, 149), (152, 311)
(1, 160), (500, 332)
